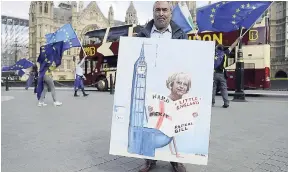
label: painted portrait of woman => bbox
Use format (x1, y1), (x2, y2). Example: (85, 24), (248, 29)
(148, 72), (199, 158)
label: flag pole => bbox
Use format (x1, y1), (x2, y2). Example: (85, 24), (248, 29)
(72, 30), (87, 57)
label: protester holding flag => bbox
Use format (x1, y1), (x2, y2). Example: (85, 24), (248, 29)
(212, 36), (243, 108)
(74, 55), (89, 97)
(37, 42), (64, 107)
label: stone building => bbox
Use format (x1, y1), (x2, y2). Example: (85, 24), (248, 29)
(269, 1), (288, 78)
(28, 1), (138, 80)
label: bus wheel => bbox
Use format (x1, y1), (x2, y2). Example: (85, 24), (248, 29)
(96, 77), (108, 91)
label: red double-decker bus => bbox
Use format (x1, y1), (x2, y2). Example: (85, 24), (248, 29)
(80, 19), (270, 91)
(188, 21), (271, 90)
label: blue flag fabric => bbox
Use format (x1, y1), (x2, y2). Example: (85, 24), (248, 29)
(17, 70), (25, 77)
(213, 1), (272, 32)
(172, 3), (195, 33)
(37, 42), (64, 76)
(196, 2), (224, 32)
(36, 42), (64, 100)
(46, 33), (81, 51)
(1, 58), (33, 71)
(2, 58), (33, 77)
(45, 23), (81, 51)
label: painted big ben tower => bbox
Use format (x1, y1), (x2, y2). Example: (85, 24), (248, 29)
(128, 43), (148, 155)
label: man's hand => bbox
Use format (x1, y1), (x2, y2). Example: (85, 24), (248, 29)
(195, 33), (200, 40)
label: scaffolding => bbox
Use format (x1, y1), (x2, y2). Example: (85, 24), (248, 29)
(1, 15), (29, 67)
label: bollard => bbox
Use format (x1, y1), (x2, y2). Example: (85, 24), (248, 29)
(109, 73), (114, 95)
(5, 76), (9, 91)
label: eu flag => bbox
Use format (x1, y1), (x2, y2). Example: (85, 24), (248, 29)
(17, 69), (25, 77)
(196, 2), (224, 32)
(36, 42), (64, 100)
(37, 42), (64, 77)
(2, 58), (33, 71)
(45, 24), (81, 50)
(213, 1), (272, 32)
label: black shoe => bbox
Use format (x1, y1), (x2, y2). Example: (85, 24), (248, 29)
(222, 104), (229, 108)
(74, 91), (79, 97)
(212, 103), (215, 107)
(83, 93), (89, 97)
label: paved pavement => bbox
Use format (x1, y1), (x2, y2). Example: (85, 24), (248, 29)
(1, 90), (288, 172)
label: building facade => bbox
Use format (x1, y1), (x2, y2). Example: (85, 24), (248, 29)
(269, 1), (288, 78)
(28, 1), (138, 80)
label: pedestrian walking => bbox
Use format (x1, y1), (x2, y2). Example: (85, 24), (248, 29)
(38, 63), (62, 107)
(74, 55), (89, 97)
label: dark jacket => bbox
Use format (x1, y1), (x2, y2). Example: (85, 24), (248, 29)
(137, 20), (188, 40)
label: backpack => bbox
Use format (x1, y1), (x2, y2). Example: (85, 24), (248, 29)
(214, 50), (226, 70)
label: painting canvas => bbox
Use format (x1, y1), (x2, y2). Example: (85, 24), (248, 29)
(109, 36), (215, 165)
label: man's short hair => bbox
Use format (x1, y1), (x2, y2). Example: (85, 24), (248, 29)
(216, 44), (225, 51)
(166, 72), (191, 92)
(153, 1), (173, 12)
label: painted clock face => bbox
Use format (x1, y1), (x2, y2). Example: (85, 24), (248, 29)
(137, 64), (146, 74)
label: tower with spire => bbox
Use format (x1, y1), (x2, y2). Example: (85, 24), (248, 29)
(125, 1), (138, 25)
(128, 43), (148, 155)
(29, 1), (54, 59)
(108, 5), (114, 27)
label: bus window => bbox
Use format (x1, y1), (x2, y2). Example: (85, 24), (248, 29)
(224, 46), (236, 67)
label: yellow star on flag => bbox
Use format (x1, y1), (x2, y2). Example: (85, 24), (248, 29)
(236, 8), (240, 13)
(232, 20), (236, 24)
(232, 14), (236, 18)
(216, 4), (220, 7)
(211, 8), (216, 13)
(210, 14), (214, 18)
(252, 6), (256, 10)
(247, 3), (250, 8)
(211, 20), (214, 24)
(241, 4), (245, 9)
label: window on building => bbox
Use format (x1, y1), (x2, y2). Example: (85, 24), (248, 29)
(39, 2), (42, 13)
(67, 60), (71, 69)
(32, 14), (34, 22)
(44, 2), (48, 13)
(59, 62), (64, 70)
(67, 49), (71, 55)
(39, 25), (42, 37)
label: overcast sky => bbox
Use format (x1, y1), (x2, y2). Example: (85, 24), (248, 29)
(1, 1), (209, 25)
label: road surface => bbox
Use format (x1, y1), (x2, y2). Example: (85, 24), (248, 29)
(2, 90), (288, 172)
